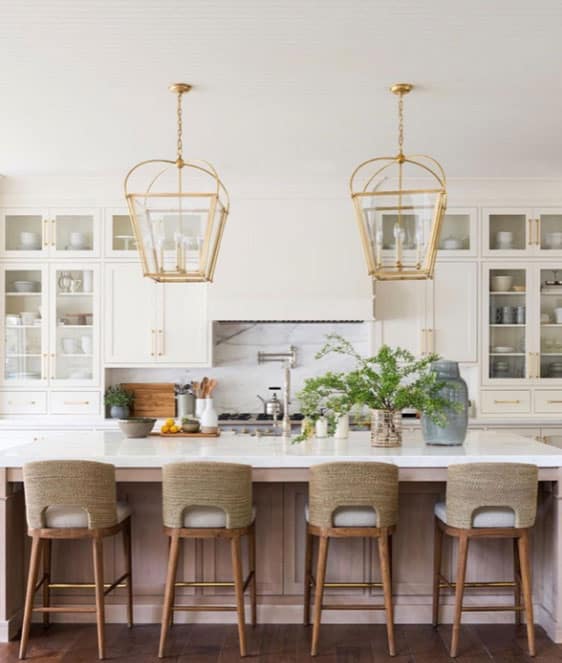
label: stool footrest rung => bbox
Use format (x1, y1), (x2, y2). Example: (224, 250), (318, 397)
(172, 605), (237, 612)
(439, 575), (516, 590)
(174, 572), (254, 591)
(462, 605), (524, 613)
(321, 603), (386, 611)
(32, 606), (97, 614)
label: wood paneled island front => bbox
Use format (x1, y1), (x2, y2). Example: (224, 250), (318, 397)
(0, 430), (562, 643)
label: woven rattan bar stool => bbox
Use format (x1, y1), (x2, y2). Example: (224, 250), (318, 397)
(433, 462), (538, 658)
(304, 461), (399, 657)
(19, 460), (133, 660)
(158, 461), (256, 658)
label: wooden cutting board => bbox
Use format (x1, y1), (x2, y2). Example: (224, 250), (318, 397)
(121, 383), (175, 418)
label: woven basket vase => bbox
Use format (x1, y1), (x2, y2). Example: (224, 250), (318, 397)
(371, 409), (402, 447)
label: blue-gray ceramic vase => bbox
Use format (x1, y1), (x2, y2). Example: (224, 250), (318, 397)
(421, 360), (468, 446)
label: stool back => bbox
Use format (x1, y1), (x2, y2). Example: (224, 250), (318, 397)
(162, 461), (252, 529)
(308, 461), (398, 528)
(23, 460), (118, 530)
(446, 462), (538, 529)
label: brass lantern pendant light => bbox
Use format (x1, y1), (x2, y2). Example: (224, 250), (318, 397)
(124, 84), (229, 282)
(350, 83), (447, 281)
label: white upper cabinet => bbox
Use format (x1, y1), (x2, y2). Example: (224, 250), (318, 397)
(483, 207), (562, 257)
(436, 208), (478, 258)
(428, 261), (478, 363)
(375, 261), (478, 363)
(0, 208), (100, 258)
(104, 263), (158, 364)
(104, 262), (211, 366)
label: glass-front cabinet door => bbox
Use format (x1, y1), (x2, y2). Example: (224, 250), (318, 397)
(483, 265), (530, 384)
(483, 208), (532, 257)
(437, 207), (477, 257)
(538, 266), (562, 380)
(0, 208), (99, 258)
(537, 210), (562, 255)
(105, 208), (138, 257)
(49, 264), (99, 386)
(1, 265), (48, 385)
(0, 209), (49, 257)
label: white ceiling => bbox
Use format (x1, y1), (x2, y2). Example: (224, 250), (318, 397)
(2, 0), (562, 180)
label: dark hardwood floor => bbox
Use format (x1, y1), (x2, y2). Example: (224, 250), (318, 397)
(1, 623), (561, 662)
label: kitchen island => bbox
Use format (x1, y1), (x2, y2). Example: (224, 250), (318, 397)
(0, 430), (562, 642)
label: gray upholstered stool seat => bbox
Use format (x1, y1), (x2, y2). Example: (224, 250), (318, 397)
(434, 501), (515, 528)
(183, 505), (256, 528)
(305, 504), (377, 527)
(44, 501), (132, 528)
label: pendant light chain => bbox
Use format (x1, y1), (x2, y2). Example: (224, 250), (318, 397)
(176, 90), (184, 165)
(398, 91), (405, 157)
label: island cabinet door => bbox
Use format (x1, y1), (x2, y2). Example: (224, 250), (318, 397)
(104, 263), (158, 365)
(156, 282), (211, 366)
(426, 261), (478, 363)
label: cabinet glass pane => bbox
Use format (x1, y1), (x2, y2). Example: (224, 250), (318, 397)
(54, 214), (94, 252)
(539, 215), (562, 251)
(488, 268), (526, 379)
(5, 214), (43, 252)
(540, 268), (562, 378)
(4, 269), (44, 382)
(488, 214), (526, 251)
(438, 213), (470, 251)
(111, 213), (137, 251)
(54, 269), (94, 381)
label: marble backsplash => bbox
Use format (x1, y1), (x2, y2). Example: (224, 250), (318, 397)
(109, 322), (372, 414)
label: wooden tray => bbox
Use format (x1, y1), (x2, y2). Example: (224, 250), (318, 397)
(150, 431), (220, 438)
(121, 383), (175, 418)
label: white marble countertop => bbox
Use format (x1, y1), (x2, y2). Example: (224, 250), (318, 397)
(0, 430), (561, 469)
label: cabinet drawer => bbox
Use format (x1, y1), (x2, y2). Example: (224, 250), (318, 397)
(50, 391), (100, 415)
(0, 391), (47, 415)
(534, 390), (562, 415)
(480, 390), (531, 414)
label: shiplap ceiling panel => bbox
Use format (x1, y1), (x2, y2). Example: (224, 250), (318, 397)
(1, 0), (562, 178)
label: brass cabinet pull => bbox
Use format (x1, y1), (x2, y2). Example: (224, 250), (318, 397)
(150, 329), (156, 356)
(158, 329), (164, 356)
(547, 400), (562, 404)
(63, 400), (90, 405)
(528, 218), (533, 246)
(43, 219), (49, 247)
(536, 218), (541, 246)
(494, 399), (521, 404)
(8, 400), (36, 406)
(51, 219), (56, 246)
(420, 328), (426, 355)
(42, 353), (48, 379)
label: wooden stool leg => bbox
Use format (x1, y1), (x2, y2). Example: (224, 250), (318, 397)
(303, 529), (313, 626)
(92, 537), (106, 660)
(432, 518), (443, 627)
(518, 531), (536, 657)
(450, 533), (469, 658)
(378, 529), (396, 657)
(123, 517), (133, 628)
(231, 534), (247, 657)
(513, 537), (522, 626)
(19, 536), (42, 660)
(159, 533), (180, 658)
(248, 523), (257, 627)
(311, 535), (329, 657)
(42, 539), (52, 627)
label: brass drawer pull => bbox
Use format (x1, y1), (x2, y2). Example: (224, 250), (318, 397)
(547, 400), (562, 404)
(7, 400), (36, 406)
(494, 399), (521, 404)
(63, 400), (90, 406)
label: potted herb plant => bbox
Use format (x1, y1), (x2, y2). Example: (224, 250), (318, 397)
(104, 385), (135, 419)
(300, 335), (455, 447)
